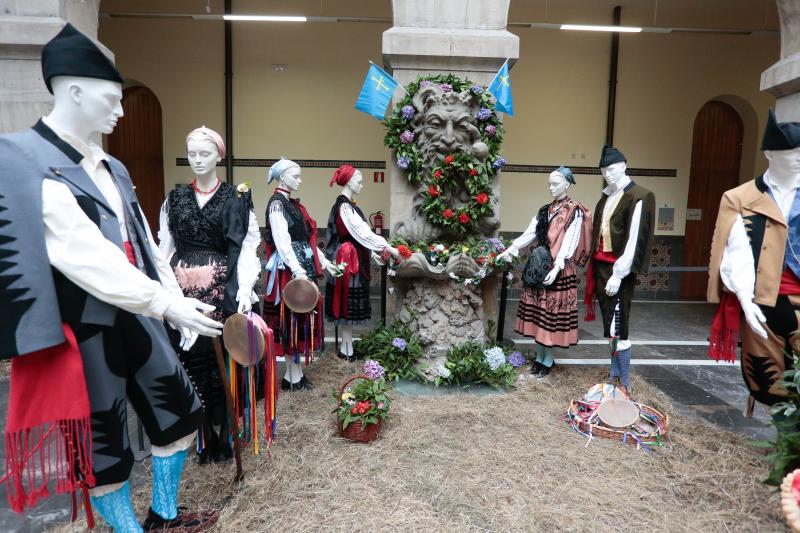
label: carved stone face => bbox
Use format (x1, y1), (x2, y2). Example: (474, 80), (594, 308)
(411, 85), (481, 170)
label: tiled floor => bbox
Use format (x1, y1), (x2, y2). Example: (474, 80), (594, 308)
(0, 300), (775, 532)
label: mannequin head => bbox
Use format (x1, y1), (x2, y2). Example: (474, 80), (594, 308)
(548, 170), (571, 200)
(600, 161), (627, 188)
(765, 147), (800, 182)
(186, 127), (224, 180)
(49, 76), (123, 139)
(268, 158), (301, 192)
(344, 170), (364, 197)
(330, 165), (362, 198)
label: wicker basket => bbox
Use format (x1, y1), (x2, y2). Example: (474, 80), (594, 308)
(567, 399), (669, 445)
(336, 375), (383, 444)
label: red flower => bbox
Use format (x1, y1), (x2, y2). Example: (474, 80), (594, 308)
(428, 185), (440, 197)
(477, 256), (486, 265)
(396, 244), (413, 259)
(351, 407), (359, 415)
(443, 208), (454, 219)
(489, 253), (496, 259)
(469, 169), (478, 176)
(459, 213), (470, 224)
(433, 169), (443, 179)
(475, 192), (489, 205)
(444, 155), (455, 165)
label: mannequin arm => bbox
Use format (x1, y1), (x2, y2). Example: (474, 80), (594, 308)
(611, 200), (642, 280)
(720, 214), (767, 338)
(268, 202), (304, 277)
(157, 199), (176, 262)
(140, 203), (183, 298)
(497, 215), (538, 261)
(340, 203), (390, 252)
(554, 210), (583, 269)
(235, 209), (261, 311)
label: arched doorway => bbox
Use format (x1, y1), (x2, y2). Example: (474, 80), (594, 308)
(680, 100), (743, 299)
(107, 85), (165, 235)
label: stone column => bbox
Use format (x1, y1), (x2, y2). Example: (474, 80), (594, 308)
(0, 0), (106, 133)
(761, 1), (800, 121)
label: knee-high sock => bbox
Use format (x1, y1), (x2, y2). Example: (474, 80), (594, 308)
(534, 344), (546, 364)
(542, 347), (554, 368)
(341, 326), (354, 356)
(151, 449), (188, 520)
(285, 361), (303, 384)
(609, 349), (621, 379)
(90, 481), (143, 533)
(616, 348), (632, 389)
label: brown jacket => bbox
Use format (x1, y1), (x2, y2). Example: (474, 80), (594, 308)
(590, 182), (656, 275)
(707, 176), (788, 306)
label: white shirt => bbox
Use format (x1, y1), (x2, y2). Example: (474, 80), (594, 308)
(339, 202), (390, 252)
(157, 188), (262, 303)
(507, 201), (583, 269)
(267, 190), (330, 276)
(40, 121), (182, 318)
(720, 171), (798, 302)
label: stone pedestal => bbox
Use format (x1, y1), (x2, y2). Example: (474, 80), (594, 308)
(0, 0), (106, 133)
(761, 1), (800, 121)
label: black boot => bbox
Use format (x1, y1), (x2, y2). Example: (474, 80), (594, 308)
(530, 362), (543, 376)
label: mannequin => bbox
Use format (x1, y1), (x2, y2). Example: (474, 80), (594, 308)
(262, 158), (340, 390)
(0, 24), (221, 532)
(158, 126), (261, 464)
(496, 167), (592, 377)
(584, 146), (655, 393)
(324, 165), (399, 361)
(708, 110), (800, 413)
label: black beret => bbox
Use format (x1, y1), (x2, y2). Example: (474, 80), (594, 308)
(41, 23), (124, 94)
(599, 144), (626, 168)
(761, 109), (800, 151)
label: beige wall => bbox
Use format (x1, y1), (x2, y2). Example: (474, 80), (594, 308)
(98, 1), (780, 234)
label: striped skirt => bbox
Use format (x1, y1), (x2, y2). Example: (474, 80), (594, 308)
(514, 263), (579, 348)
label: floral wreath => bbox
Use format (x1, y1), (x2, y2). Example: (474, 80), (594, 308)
(383, 74), (506, 233)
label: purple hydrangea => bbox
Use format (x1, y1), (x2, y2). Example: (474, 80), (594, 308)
(440, 83), (453, 93)
(492, 157), (507, 169)
(488, 237), (505, 252)
(485, 125), (497, 137)
(399, 130), (414, 144)
(420, 80), (434, 88)
(363, 359), (385, 380)
(470, 85), (484, 95)
(392, 337), (407, 351)
(401, 105), (416, 120)
(475, 108), (492, 121)
(397, 156), (410, 170)
(508, 351), (526, 368)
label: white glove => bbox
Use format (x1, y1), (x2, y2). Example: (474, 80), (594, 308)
(739, 296), (769, 339)
(386, 246), (401, 260)
(324, 262), (343, 278)
(293, 269), (308, 280)
(179, 327), (199, 351)
(605, 275), (622, 296)
(236, 288), (253, 313)
(495, 246), (517, 263)
(372, 251), (386, 266)
(543, 265), (561, 286)
(163, 296), (223, 337)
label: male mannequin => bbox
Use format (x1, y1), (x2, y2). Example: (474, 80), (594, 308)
(0, 24), (221, 531)
(325, 165), (399, 360)
(708, 110), (800, 413)
(584, 146), (655, 392)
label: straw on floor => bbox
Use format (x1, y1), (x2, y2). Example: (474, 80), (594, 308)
(51, 354), (784, 532)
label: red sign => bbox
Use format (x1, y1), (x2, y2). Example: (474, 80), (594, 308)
(373, 171), (384, 183)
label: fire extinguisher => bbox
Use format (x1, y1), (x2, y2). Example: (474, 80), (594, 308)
(369, 210), (384, 235)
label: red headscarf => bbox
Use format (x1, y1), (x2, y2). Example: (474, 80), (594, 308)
(330, 165), (356, 187)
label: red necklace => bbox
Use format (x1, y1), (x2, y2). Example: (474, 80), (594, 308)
(276, 187), (291, 196)
(192, 178), (221, 195)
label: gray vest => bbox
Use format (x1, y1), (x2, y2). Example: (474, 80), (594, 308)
(0, 120), (161, 358)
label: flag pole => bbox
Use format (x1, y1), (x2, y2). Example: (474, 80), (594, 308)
(370, 60), (409, 96)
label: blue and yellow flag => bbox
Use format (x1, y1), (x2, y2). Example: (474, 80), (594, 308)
(488, 60), (514, 117)
(355, 63), (399, 120)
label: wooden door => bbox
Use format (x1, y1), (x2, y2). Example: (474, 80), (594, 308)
(107, 86), (165, 236)
(681, 101), (743, 299)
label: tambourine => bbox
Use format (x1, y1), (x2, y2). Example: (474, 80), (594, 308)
(283, 277), (320, 313)
(596, 398), (640, 428)
(223, 313), (267, 366)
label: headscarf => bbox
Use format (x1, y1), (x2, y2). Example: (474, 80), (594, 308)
(186, 126), (226, 158)
(268, 157), (298, 185)
(553, 165), (575, 184)
(330, 164), (356, 187)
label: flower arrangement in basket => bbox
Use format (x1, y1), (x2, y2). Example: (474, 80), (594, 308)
(331, 360), (391, 443)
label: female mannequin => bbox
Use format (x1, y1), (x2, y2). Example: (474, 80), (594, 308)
(496, 166), (592, 377)
(158, 126), (261, 463)
(324, 165), (399, 361)
(263, 158), (340, 390)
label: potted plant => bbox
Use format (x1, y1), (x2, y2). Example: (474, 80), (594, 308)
(332, 360), (391, 443)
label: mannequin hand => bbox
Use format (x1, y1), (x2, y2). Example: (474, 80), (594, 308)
(495, 247), (516, 264)
(324, 263), (343, 278)
(372, 251), (386, 266)
(740, 298), (769, 339)
(386, 246), (401, 260)
(293, 270), (308, 280)
(163, 297), (223, 337)
(605, 275), (622, 296)
(179, 327), (199, 351)
(543, 265), (561, 286)
(236, 289), (253, 313)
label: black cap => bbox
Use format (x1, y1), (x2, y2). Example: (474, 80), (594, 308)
(599, 144), (626, 167)
(761, 109), (800, 151)
(41, 23), (124, 94)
